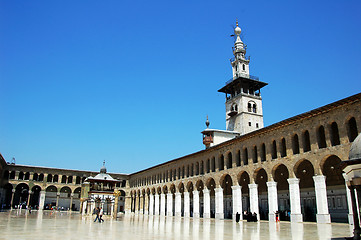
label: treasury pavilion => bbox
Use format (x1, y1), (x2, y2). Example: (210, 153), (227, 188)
(0, 22), (360, 226)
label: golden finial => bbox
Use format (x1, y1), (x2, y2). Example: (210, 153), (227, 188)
(236, 19), (238, 27)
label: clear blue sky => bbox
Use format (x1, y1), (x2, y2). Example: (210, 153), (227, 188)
(1, 0), (360, 174)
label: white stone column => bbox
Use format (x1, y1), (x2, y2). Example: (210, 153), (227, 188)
(175, 192), (182, 217)
(215, 187), (224, 219)
(287, 178), (303, 222)
(149, 194), (154, 215)
(313, 175), (331, 223)
(267, 181), (278, 222)
(184, 191), (190, 217)
(154, 193), (160, 215)
(160, 193), (166, 216)
(249, 183), (259, 220)
(82, 201), (87, 215)
(203, 188), (211, 219)
(193, 190), (200, 218)
(344, 173), (354, 225)
(166, 193), (173, 216)
(38, 190), (46, 210)
(231, 185), (242, 220)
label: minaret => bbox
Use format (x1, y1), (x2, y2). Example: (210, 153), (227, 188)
(218, 21), (268, 135)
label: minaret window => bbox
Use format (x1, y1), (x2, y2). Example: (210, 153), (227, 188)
(242, 64), (245, 71)
(253, 104), (257, 113)
(248, 103), (252, 112)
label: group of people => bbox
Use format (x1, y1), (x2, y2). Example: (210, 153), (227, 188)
(235, 211), (258, 222)
(93, 207), (104, 223)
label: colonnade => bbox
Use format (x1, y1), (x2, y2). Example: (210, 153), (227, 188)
(130, 174), (354, 224)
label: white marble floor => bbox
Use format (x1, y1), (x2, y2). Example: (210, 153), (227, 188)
(0, 210), (354, 240)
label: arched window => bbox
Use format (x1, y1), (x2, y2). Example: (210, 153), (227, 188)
(206, 159), (210, 173)
(200, 161), (204, 175)
(53, 175), (59, 183)
(253, 104), (257, 113)
(38, 174), (44, 181)
(303, 130), (311, 152)
(18, 172), (24, 180)
(195, 162), (199, 175)
(253, 146), (258, 163)
(33, 173), (38, 181)
(243, 148), (248, 165)
(242, 64), (245, 71)
(219, 155), (224, 171)
(10, 171), (15, 179)
(261, 143), (266, 162)
(227, 152), (232, 169)
(211, 157), (216, 172)
(347, 117), (358, 142)
(76, 176), (81, 184)
(248, 103), (252, 112)
(68, 176), (73, 184)
(317, 126), (327, 149)
(281, 138), (287, 157)
(272, 140), (277, 159)
(61, 175), (67, 183)
(330, 122), (340, 146)
(47, 174), (53, 182)
(236, 150), (241, 166)
(292, 134), (300, 154)
(24, 172), (30, 180)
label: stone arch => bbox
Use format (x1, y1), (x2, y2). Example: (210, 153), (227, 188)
(294, 159), (316, 222)
(320, 155), (344, 186)
(177, 182), (184, 193)
(221, 174), (233, 219)
(254, 168), (268, 193)
(162, 185), (168, 194)
(13, 183), (29, 208)
(30, 185), (42, 208)
(294, 159), (315, 188)
(3, 183), (13, 209)
(169, 184), (176, 194)
(237, 171), (250, 194)
(272, 164), (289, 191)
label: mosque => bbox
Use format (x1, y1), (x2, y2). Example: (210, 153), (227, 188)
(0, 22), (360, 225)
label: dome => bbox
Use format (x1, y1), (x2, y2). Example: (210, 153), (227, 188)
(349, 133), (361, 160)
(100, 165), (107, 173)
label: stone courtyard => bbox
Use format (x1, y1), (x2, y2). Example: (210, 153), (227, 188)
(0, 210), (354, 239)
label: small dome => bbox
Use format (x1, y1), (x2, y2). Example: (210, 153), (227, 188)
(349, 133), (361, 160)
(100, 165), (107, 173)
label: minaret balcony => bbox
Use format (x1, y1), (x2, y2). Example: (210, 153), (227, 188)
(228, 110), (238, 117)
(203, 135), (213, 145)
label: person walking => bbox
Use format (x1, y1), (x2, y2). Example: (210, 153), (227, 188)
(99, 207), (104, 223)
(235, 212), (240, 223)
(94, 207), (100, 223)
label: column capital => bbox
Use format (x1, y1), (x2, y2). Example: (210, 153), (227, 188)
(312, 174), (326, 182)
(203, 188), (210, 194)
(231, 185), (241, 190)
(166, 192), (173, 197)
(287, 178), (300, 185)
(248, 183), (258, 189)
(192, 189), (199, 194)
(215, 187), (223, 193)
(266, 181), (277, 187)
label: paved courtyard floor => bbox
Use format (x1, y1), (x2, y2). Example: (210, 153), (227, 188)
(0, 210), (354, 240)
